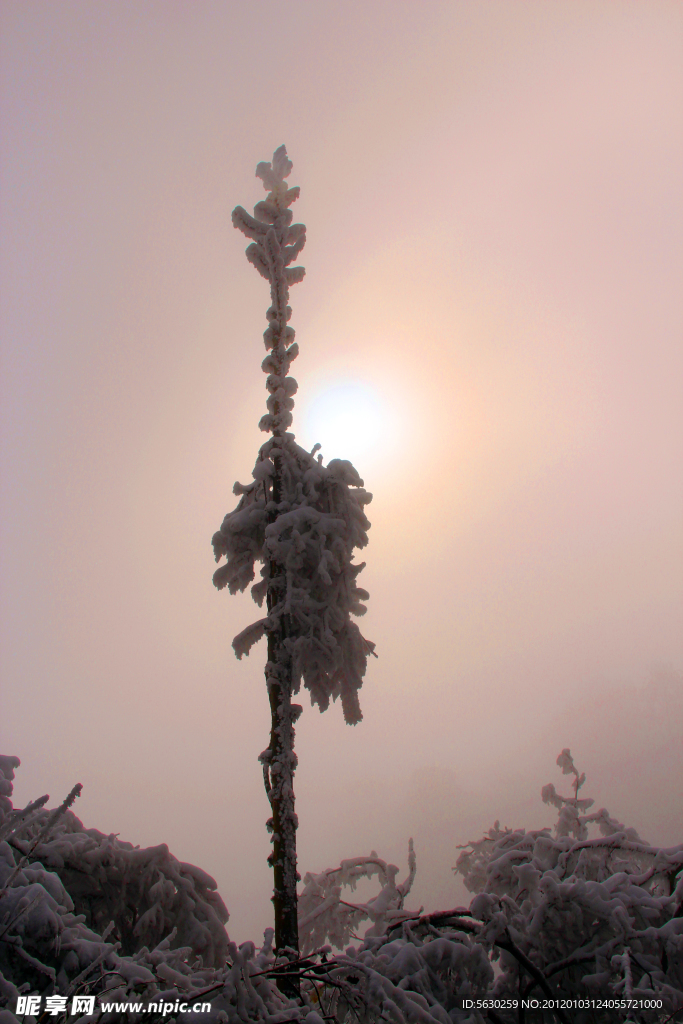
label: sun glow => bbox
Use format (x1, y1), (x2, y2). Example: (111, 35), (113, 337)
(300, 381), (391, 472)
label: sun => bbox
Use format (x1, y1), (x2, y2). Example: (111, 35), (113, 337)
(300, 381), (389, 471)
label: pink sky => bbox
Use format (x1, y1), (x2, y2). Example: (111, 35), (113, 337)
(1, 1), (682, 942)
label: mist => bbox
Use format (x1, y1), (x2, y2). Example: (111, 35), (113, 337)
(1, 0), (681, 944)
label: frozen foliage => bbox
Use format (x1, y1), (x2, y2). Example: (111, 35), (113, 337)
(0, 761), (228, 970)
(3, 752), (681, 1022)
(0, 759), (491, 1024)
(0, 756), (239, 1023)
(290, 844), (495, 1024)
(212, 145), (375, 727)
(298, 842), (417, 954)
(294, 928), (494, 1024)
(453, 750), (683, 1021)
(213, 146), (377, 958)
(213, 448), (374, 726)
(540, 748), (644, 844)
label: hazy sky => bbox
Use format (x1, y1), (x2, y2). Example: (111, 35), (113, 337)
(2, 1), (682, 944)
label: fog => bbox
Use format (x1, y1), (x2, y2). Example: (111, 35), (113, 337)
(1, 1), (681, 944)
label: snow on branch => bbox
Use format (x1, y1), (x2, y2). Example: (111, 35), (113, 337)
(214, 147), (374, 725)
(453, 750), (683, 1015)
(213, 441), (375, 724)
(298, 841), (417, 954)
(2, 751), (682, 1020)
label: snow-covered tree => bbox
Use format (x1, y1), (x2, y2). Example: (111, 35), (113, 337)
(452, 751), (683, 1021)
(2, 747), (681, 1021)
(0, 756), (238, 1024)
(211, 146), (375, 961)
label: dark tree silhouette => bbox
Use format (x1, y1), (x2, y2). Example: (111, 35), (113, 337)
(211, 146), (375, 967)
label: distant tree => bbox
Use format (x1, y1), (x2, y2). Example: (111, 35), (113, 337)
(211, 146), (375, 964)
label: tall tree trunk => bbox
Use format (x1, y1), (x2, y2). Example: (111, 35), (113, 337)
(215, 142), (373, 993)
(263, 628), (300, 954)
(259, 440), (300, 994)
(217, 146), (370, 991)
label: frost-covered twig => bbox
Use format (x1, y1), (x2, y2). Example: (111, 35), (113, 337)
(0, 794), (49, 844)
(0, 887), (44, 940)
(495, 930), (571, 1023)
(0, 783), (82, 898)
(63, 941), (122, 1000)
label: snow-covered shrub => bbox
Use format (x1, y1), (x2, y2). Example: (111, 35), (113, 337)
(299, 929), (494, 1024)
(295, 844), (496, 1023)
(4, 750), (681, 1022)
(0, 756), (293, 1023)
(453, 750), (683, 1020)
(0, 757), (228, 969)
(2, 754), (492, 1024)
(298, 842), (417, 954)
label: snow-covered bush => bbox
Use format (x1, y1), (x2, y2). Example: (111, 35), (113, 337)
(298, 842), (417, 954)
(295, 929), (494, 1024)
(3, 750), (681, 1023)
(0, 756), (290, 1023)
(0, 756), (228, 969)
(0, 756), (493, 1024)
(453, 750), (683, 1021)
